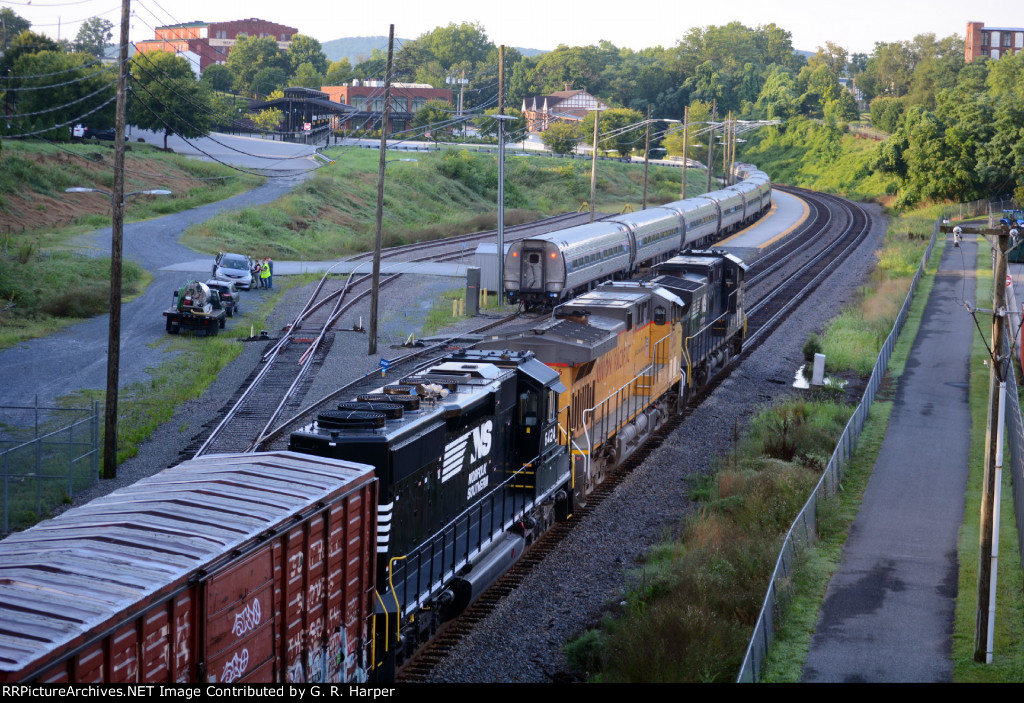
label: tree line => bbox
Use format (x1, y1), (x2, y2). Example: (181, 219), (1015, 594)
(8, 7), (1016, 207)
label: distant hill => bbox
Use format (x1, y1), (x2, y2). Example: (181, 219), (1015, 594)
(322, 36), (400, 64)
(321, 36), (546, 64)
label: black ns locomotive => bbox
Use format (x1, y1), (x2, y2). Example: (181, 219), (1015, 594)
(289, 348), (573, 674)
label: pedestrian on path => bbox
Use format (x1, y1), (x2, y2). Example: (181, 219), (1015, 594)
(260, 258), (270, 289)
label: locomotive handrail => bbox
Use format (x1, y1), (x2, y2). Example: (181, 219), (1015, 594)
(388, 454), (559, 611)
(682, 309), (736, 388)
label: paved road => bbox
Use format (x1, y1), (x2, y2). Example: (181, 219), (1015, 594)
(802, 236), (976, 682)
(128, 129), (325, 172)
(0, 136), (317, 411)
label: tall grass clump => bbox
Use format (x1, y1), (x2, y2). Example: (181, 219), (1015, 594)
(571, 399), (849, 682)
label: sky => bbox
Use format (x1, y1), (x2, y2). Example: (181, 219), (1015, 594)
(4, 0), (1022, 57)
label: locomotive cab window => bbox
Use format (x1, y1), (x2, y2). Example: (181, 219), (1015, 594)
(654, 305), (667, 325)
(519, 391), (539, 427)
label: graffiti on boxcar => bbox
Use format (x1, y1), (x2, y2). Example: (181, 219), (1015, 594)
(174, 610), (191, 682)
(308, 576), (325, 604)
(231, 598), (262, 637)
(220, 649), (249, 682)
(289, 552), (303, 579)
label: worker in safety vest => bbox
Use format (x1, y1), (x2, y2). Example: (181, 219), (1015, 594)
(260, 259), (271, 289)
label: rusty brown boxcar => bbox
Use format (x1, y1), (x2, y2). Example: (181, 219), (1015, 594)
(0, 451), (376, 684)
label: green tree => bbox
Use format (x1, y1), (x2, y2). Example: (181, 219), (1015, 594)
(810, 42), (848, 76)
(753, 67), (799, 121)
(0, 9), (32, 52)
(129, 51), (212, 149)
(797, 63), (841, 117)
(287, 34), (327, 76)
(249, 107), (283, 132)
(540, 121), (582, 155)
(200, 63), (234, 92)
(683, 61), (725, 106)
(325, 58), (353, 86)
(251, 66), (287, 97)
(6, 50), (115, 139)
(869, 96), (904, 133)
(474, 107), (526, 141)
(1, 30), (60, 76)
(413, 98), (454, 144)
(581, 107), (645, 158)
(74, 17), (113, 57)
(663, 100), (713, 162)
(209, 92), (242, 128)
(226, 35), (287, 94)
(289, 62), (324, 89)
(415, 22), (494, 71)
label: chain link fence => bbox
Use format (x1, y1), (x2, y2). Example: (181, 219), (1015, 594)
(0, 400), (100, 534)
(944, 197), (1017, 226)
(736, 221), (940, 682)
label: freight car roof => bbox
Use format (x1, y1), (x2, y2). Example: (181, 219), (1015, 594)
(0, 452), (375, 676)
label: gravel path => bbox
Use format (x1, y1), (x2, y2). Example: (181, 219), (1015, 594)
(0, 146), (314, 411)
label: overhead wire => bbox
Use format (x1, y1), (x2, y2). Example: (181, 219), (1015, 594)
(2, 61), (119, 90)
(4, 73), (117, 118)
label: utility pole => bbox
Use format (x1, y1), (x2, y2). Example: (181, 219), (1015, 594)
(589, 104), (600, 222)
(706, 102), (717, 194)
(940, 222), (1013, 663)
(977, 229), (1011, 663)
(368, 25), (394, 357)
(681, 105), (689, 200)
(101, 0), (131, 480)
(496, 45), (505, 305)
(722, 111), (733, 186)
(642, 105), (651, 210)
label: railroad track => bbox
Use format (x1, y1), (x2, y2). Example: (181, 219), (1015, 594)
(182, 234), (531, 459)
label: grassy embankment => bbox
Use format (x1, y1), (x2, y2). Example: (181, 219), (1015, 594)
(567, 120), (1024, 681)
(181, 147), (705, 257)
(0, 140), (262, 347)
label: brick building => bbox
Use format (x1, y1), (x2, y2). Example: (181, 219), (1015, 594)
(965, 21), (1024, 61)
(135, 18), (298, 73)
(521, 89), (610, 133)
(321, 82), (452, 134)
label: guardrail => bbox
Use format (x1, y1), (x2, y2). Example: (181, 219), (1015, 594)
(0, 401), (100, 534)
(736, 220), (939, 682)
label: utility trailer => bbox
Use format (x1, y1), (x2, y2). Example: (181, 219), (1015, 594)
(163, 280), (227, 336)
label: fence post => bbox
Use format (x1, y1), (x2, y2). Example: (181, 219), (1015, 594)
(35, 397), (42, 517)
(67, 411), (74, 499)
(3, 448), (8, 534)
(92, 399), (100, 481)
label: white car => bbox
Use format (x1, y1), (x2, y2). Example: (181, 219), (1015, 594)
(212, 252), (253, 290)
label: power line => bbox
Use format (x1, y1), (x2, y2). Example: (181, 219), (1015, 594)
(5, 74), (116, 118)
